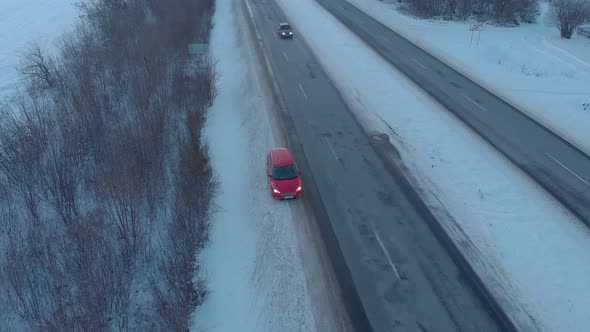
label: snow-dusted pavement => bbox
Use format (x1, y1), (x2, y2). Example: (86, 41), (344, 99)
(0, 0), (78, 96)
(347, 0), (590, 154)
(191, 0), (349, 331)
(274, 0), (590, 330)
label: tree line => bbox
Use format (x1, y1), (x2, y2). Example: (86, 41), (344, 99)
(401, 0), (590, 38)
(403, 0), (541, 23)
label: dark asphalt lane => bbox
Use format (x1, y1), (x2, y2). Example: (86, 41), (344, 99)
(318, 0), (590, 226)
(247, 0), (503, 331)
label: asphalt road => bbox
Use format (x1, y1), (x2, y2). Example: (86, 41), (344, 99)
(247, 0), (503, 331)
(317, 0), (590, 226)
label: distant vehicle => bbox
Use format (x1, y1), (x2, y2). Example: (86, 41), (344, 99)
(267, 148), (303, 200)
(278, 22), (293, 39)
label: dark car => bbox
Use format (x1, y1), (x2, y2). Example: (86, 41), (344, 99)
(266, 148), (303, 200)
(278, 22), (293, 39)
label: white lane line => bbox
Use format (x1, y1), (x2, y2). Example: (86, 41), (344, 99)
(412, 58), (427, 69)
(323, 136), (340, 162)
(545, 152), (589, 185)
(373, 229), (401, 280)
(282, 51), (289, 62)
(463, 94), (487, 111)
(298, 83), (308, 99)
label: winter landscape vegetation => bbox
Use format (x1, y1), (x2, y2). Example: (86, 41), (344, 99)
(1, 0), (590, 331)
(1, 0), (215, 330)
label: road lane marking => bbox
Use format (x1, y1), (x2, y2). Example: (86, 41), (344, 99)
(463, 94), (487, 111)
(545, 152), (589, 185)
(351, 16), (363, 25)
(412, 59), (427, 69)
(282, 51), (289, 62)
(298, 83), (308, 99)
(373, 229), (401, 280)
(323, 136), (340, 163)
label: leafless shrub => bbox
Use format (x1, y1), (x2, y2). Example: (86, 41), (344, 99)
(150, 40), (217, 332)
(552, 0), (590, 38)
(458, 0), (474, 18)
(492, 0), (513, 23)
(18, 43), (57, 91)
(516, 0), (540, 23)
(0, 95), (50, 225)
(447, 0), (459, 19)
(0, 0), (216, 330)
(405, 0), (447, 18)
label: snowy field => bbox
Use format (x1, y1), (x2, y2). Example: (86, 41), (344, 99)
(0, 0), (78, 96)
(346, 0), (590, 154)
(274, 0), (590, 330)
(191, 0), (348, 331)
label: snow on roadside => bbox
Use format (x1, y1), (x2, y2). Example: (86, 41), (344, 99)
(274, 0), (590, 330)
(346, 0), (590, 154)
(0, 0), (78, 96)
(191, 0), (324, 330)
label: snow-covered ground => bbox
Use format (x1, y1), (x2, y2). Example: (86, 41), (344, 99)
(0, 1), (76, 328)
(191, 0), (348, 331)
(346, 0), (590, 154)
(0, 0), (78, 97)
(274, 0), (590, 330)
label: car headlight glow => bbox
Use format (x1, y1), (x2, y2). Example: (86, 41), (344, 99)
(296, 186), (302, 192)
(273, 188), (280, 194)
(281, 32), (286, 35)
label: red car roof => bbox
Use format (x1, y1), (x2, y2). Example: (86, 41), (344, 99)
(271, 148), (294, 167)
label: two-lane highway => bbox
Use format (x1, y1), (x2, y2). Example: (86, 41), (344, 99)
(317, 0), (590, 226)
(245, 0), (505, 330)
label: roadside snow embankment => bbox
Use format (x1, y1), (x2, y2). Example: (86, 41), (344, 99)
(275, 0), (590, 330)
(192, 0), (348, 331)
(347, 0), (590, 154)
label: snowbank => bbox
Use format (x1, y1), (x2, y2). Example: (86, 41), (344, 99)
(192, 0), (346, 330)
(346, 0), (590, 154)
(274, 0), (590, 330)
(0, 0), (78, 96)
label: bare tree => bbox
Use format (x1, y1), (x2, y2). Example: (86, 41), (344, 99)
(458, 0), (474, 19)
(516, 0), (540, 22)
(552, 0), (590, 38)
(18, 43), (56, 90)
(406, 0), (447, 17)
(492, 0), (539, 24)
(447, 0), (459, 19)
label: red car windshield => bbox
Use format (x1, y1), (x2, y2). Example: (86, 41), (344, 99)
(272, 166), (297, 180)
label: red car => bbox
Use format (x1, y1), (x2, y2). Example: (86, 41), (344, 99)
(267, 148), (303, 200)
